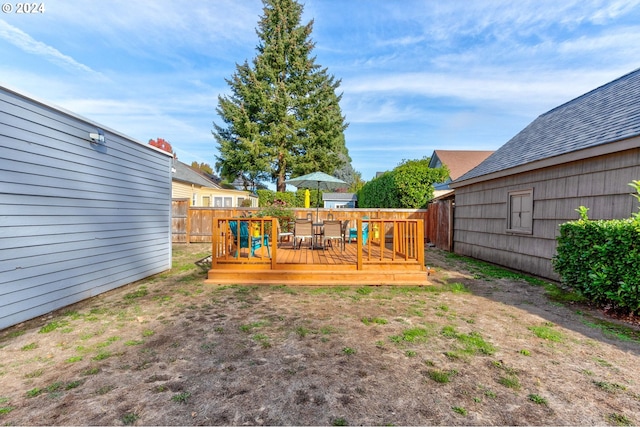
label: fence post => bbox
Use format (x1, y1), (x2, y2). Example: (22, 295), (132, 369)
(186, 202), (191, 244)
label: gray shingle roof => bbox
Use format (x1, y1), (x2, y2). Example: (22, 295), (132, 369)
(457, 68), (640, 182)
(172, 160), (220, 188)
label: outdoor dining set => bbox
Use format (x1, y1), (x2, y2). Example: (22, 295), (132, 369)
(221, 215), (369, 260)
(277, 216), (368, 252)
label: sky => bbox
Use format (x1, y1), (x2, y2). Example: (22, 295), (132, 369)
(1, 0), (640, 184)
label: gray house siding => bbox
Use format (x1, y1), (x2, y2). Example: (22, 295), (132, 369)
(453, 147), (640, 280)
(0, 87), (172, 330)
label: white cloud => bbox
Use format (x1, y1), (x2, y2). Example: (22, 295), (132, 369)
(344, 68), (629, 112)
(2, 0), (639, 182)
(0, 19), (106, 79)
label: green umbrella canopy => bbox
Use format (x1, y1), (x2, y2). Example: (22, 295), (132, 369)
(284, 171), (347, 191)
(285, 172), (347, 221)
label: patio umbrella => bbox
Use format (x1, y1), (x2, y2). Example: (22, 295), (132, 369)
(285, 171), (347, 222)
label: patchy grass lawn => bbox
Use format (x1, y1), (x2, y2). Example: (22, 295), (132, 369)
(0, 244), (638, 426)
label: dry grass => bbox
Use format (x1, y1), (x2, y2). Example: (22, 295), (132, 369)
(0, 243), (638, 426)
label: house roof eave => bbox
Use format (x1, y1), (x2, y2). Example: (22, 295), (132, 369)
(450, 137), (640, 188)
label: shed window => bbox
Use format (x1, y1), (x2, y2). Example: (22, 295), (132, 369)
(507, 189), (533, 234)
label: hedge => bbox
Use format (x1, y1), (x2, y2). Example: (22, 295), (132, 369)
(552, 217), (640, 314)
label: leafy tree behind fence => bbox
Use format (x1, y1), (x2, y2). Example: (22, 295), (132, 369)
(357, 158), (448, 208)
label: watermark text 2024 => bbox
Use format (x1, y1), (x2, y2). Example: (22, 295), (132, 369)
(2, 3), (45, 13)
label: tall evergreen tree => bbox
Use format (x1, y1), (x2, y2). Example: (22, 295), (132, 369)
(213, 0), (349, 192)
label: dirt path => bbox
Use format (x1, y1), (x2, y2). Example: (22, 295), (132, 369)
(1, 244), (638, 426)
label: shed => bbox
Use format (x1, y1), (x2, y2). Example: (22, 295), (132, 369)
(450, 68), (640, 280)
(0, 86), (173, 330)
(323, 192), (357, 208)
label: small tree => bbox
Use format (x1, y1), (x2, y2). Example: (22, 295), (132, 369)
(149, 138), (172, 154)
(256, 199), (295, 232)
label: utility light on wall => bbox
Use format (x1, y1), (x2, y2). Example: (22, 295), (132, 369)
(89, 129), (105, 144)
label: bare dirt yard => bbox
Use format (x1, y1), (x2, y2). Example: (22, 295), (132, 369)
(1, 243), (639, 426)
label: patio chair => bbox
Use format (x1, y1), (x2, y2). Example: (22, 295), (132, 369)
(228, 220), (270, 257)
(340, 219), (350, 244)
(293, 219), (313, 249)
(322, 220), (344, 251)
(348, 217), (369, 246)
(276, 218), (294, 248)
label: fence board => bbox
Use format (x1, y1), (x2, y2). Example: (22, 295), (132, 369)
(171, 201), (453, 249)
(171, 199), (189, 243)
(426, 200), (453, 251)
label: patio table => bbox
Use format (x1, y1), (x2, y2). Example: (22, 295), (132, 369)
(312, 223), (324, 249)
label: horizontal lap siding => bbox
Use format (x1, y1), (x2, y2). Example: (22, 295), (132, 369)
(0, 88), (172, 330)
(454, 148), (640, 280)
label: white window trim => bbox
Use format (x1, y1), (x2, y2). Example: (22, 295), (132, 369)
(506, 188), (533, 235)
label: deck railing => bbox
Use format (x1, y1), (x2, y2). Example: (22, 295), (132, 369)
(363, 219), (424, 264)
(211, 217), (424, 270)
(211, 217), (277, 268)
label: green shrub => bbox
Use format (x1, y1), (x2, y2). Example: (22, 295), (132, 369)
(553, 218), (640, 314)
(255, 199), (295, 232)
(358, 157), (448, 208)
(553, 184), (640, 315)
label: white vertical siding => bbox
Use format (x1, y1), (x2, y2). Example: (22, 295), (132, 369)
(0, 87), (172, 330)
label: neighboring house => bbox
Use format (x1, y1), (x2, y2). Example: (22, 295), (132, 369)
(0, 86), (173, 330)
(450, 69), (640, 280)
(171, 160), (258, 207)
(429, 150), (494, 199)
(323, 192), (357, 208)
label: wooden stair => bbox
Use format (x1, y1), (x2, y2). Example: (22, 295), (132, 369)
(205, 265), (429, 286)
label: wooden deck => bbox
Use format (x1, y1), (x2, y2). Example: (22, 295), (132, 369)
(205, 217), (429, 286)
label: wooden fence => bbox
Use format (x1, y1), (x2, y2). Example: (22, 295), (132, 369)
(171, 199), (453, 251)
(425, 199), (453, 251)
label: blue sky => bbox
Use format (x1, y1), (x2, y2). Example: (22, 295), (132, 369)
(1, 1), (640, 183)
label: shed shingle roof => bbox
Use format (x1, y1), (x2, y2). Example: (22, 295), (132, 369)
(456, 68), (640, 182)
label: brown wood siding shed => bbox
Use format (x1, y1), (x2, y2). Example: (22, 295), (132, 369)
(453, 148), (640, 280)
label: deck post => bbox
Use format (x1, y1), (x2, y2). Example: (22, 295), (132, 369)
(270, 217), (277, 270)
(356, 218), (363, 270)
(417, 219), (425, 267)
(211, 218), (218, 268)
